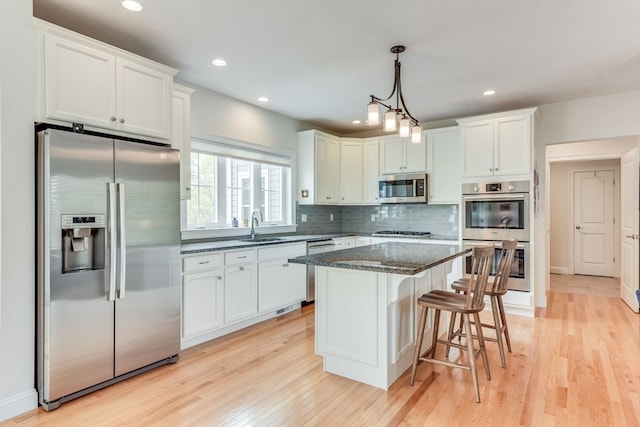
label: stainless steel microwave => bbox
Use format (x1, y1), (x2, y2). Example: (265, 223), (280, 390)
(378, 173), (428, 204)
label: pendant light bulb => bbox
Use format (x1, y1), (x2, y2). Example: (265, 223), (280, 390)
(399, 117), (411, 138)
(384, 110), (397, 132)
(367, 101), (380, 126)
(411, 124), (422, 143)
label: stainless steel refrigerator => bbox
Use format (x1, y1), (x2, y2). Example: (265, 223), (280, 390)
(36, 126), (181, 410)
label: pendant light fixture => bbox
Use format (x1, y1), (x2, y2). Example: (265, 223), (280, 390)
(367, 45), (422, 143)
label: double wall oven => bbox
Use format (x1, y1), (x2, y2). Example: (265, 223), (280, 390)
(462, 181), (530, 292)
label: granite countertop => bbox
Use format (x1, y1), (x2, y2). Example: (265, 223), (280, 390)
(181, 233), (460, 255)
(180, 234), (348, 255)
(288, 242), (470, 275)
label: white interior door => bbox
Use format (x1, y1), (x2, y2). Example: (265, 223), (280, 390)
(620, 148), (639, 312)
(573, 170), (614, 276)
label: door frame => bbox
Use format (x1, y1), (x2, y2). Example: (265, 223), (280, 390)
(548, 160), (620, 276)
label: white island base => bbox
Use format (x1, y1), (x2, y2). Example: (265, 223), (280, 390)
(314, 260), (457, 390)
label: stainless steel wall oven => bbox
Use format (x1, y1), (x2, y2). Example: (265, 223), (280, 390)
(461, 181), (530, 292)
(462, 181), (530, 242)
(463, 240), (530, 292)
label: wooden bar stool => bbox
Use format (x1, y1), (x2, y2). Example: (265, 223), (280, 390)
(409, 245), (494, 403)
(446, 239), (517, 369)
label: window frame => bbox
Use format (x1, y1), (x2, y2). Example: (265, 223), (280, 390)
(181, 134), (296, 240)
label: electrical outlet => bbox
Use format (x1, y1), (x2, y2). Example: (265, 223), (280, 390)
(330, 214), (334, 221)
(371, 214), (376, 222)
(301, 214), (307, 222)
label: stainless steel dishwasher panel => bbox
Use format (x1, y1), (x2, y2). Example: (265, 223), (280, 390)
(305, 240), (336, 302)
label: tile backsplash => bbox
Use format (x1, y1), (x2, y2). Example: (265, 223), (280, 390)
(296, 203), (459, 238)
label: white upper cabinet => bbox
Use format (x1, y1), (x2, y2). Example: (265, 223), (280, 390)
(36, 20), (177, 140)
(172, 84), (194, 200)
(298, 130), (340, 205)
(362, 140), (380, 204)
(340, 139), (363, 204)
(425, 126), (461, 204)
(458, 108), (536, 178)
(379, 135), (426, 174)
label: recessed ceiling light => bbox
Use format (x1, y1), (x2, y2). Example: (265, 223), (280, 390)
(257, 97), (269, 102)
(121, 1), (143, 12)
(352, 120), (362, 124)
(483, 90), (496, 96)
(211, 58), (227, 67)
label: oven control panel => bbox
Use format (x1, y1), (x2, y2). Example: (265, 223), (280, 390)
(463, 180), (529, 194)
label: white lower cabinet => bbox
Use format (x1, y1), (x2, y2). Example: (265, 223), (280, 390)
(181, 252), (224, 339)
(182, 269), (224, 337)
(258, 243), (307, 313)
(181, 243), (307, 349)
(224, 249), (258, 324)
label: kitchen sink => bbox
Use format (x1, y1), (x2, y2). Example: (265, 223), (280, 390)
(239, 237), (283, 243)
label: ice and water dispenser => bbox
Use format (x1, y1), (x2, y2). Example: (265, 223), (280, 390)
(61, 214), (105, 273)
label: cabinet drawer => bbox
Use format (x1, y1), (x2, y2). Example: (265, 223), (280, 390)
(183, 253), (223, 273)
(225, 249), (257, 265)
(258, 243), (306, 261)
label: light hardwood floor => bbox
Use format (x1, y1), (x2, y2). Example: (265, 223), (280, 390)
(4, 278), (639, 426)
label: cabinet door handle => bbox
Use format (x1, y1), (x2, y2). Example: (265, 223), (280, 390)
(238, 256), (247, 259)
(282, 263), (289, 268)
(119, 118), (125, 124)
(198, 260), (210, 265)
(239, 266), (245, 271)
(217, 275), (223, 280)
(110, 116), (117, 122)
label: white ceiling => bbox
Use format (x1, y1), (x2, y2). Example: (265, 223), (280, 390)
(33, 0), (640, 135)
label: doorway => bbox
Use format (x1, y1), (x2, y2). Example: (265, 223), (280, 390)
(549, 160), (620, 278)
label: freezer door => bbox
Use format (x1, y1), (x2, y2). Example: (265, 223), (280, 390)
(38, 129), (115, 402)
(114, 140), (180, 376)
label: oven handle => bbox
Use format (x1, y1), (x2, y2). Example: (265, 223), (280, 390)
(463, 194), (526, 200)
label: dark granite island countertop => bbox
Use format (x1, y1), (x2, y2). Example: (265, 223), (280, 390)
(288, 242), (470, 276)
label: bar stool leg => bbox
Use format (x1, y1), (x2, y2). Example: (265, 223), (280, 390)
(410, 306), (428, 385)
(473, 311), (491, 381)
(490, 295), (507, 368)
(430, 309), (441, 358)
(445, 312), (457, 357)
(497, 295), (512, 352)
(463, 313), (481, 403)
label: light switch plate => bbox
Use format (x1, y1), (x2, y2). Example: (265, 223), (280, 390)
(301, 214), (307, 222)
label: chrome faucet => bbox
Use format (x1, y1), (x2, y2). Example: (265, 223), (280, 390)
(249, 209), (263, 240)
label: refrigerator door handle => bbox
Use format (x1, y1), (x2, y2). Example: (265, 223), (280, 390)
(117, 183), (127, 299)
(108, 183), (117, 301)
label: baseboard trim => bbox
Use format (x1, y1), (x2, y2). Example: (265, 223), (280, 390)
(550, 266), (570, 275)
(0, 388), (38, 422)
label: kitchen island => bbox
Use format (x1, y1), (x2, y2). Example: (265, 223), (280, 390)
(289, 242), (469, 390)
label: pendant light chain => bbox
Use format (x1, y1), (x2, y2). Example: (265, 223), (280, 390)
(367, 45), (423, 143)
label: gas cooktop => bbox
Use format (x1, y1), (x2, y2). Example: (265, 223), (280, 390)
(372, 230), (432, 237)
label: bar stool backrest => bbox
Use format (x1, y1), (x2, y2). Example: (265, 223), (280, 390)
(464, 245), (494, 310)
(491, 239), (518, 295)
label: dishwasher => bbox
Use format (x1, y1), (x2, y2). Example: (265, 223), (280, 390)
(305, 239), (337, 303)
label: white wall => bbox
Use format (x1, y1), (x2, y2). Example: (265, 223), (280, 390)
(533, 90), (640, 308)
(0, 0), (38, 421)
(549, 159), (621, 275)
(187, 81), (306, 152)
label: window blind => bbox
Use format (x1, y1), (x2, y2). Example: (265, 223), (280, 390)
(191, 136), (292, 167)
